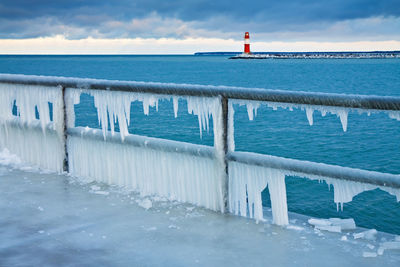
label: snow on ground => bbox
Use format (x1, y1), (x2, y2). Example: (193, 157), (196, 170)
(0, 158), (400, 266)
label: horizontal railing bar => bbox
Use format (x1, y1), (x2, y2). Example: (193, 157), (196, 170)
(2, 118), (57, 132)
(67, 127), (215, 159)
(1, 73), (400, 111)
(228, 151), (400, 189)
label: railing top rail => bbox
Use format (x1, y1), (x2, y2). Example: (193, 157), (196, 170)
(228, 151), (400, 189)
(1, 73), (400, 111)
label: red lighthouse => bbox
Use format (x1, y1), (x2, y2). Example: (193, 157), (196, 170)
(244, 32), (250, 54)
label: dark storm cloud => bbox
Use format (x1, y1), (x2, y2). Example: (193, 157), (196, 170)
(0, 0), (399, 39)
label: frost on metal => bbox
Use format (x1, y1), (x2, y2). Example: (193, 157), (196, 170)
(229, 161), (289, 225)
(0, 83), (64, 172)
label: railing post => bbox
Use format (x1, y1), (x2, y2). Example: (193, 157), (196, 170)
(61, 86), (69, 172)
(221, 96), (229, 212)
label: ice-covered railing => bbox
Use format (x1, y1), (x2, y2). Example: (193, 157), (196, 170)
(1, 73), (400, 226)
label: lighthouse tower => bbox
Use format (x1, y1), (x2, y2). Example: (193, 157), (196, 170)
(244, 32), (250, 54)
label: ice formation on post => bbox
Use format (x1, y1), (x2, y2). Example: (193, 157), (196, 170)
(65, 88), (82, 129)
(229, 161), (288, 225)
(227, 101), (235, 151)
(0, 83), (64, 172)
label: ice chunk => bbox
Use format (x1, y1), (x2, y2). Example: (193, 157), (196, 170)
(308, 218), (355, 232)
(229, 162), (288, 225)
(367, 244), (375, 250)
(90, 185), (101, 191)
(380, 241), (400, 250)
(0, 148), (22, 166)
(362, 252), (377, 258)
(353, 229), (377, 240)
(286, 225), (304, 231)
(93, 191), (109, 196)
(328, 218), (356, 230)
(315, 225), (341, 233)
(137, 199), (152, 210)
(308, 218), (332, 227)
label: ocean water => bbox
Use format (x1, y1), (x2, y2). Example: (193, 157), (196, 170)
(0, 55), (399, 234)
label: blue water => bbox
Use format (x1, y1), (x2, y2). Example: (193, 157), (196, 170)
(1, 55), (400, 234)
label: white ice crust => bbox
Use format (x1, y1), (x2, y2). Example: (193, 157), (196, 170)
(1, 81), (399, 227)
(0, 83), (64, 172)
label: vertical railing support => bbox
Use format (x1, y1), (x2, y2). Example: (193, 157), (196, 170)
(221, 96), (229, 212)
(61, 86), (69, 172)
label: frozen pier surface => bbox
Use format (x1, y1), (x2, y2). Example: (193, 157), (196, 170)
(1, 167), (399, 267)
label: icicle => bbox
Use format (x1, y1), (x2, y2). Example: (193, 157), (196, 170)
(172, 96), (179, 118)
(324, 178), (376, 211)
(141, 94), (159, 116)
(292, 171), (400, 211)
(229, 162), (289, 225)
(89, 90), (135, 141)
(388, 111), (400, 121)
(246, 102), (260, 121)
(186, 96), (219, 138)
(305, 107), (314, 126)
(337, 108), (348, 132)
(0, 84), (63, 133)
(268, 171), (289, 225)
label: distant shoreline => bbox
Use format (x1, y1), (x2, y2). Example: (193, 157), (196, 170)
(195, 51), (400, 59)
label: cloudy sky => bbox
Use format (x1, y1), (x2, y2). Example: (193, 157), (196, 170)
(0, 0), (399, 53)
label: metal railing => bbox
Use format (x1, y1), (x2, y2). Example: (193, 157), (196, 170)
(1, 73), (400, 211)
